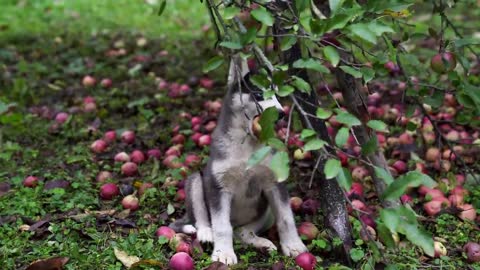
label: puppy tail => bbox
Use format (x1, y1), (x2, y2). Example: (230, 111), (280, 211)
(169, 215), (194, 233)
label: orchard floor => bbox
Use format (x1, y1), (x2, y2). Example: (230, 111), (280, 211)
(1, 30), (480, 270)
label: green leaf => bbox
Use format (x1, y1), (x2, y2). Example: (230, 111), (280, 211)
(223, 6), (240, 20)
(157, 0), (167, 16)
(202, 56), (224, 73)
(259, 107), (279, 142)
(374, 166), (394, 185)
(251, 7), (274, 26)
(267, 138), (287, 151)
(454, 38), (480, 48)
(240, 28), (257, 45)
(329, 0), (346, 13)
(316, 108), (332, 119)
(293, 58), (330, 73)
(367, 120), (389, 133)
(247, 146), (272, 168)
(382, 171), (437, 200)
(300, 129), (316, 140)
(380, 208), (400, 233)
(323, 46), (340, 67)
(376, 222), (396, 249)
(304, 138), (326, 151)
(167, 203), (175, 215)
(280, 36), (297, 51)
(270, 151), (290, 182)
(368, 21), (395, 36)
(361, 135), (378, 156)
(360, 67), (375, 84)
(335, 127), (349, 147)
(219, 41), (243, 50)
(291, 76), (312, 93)
(250, 74), (270, 91)
(348, 23), (377, 44)
(337, 168), (352, 191)
(339, 65), (362, 78)
(278, 85), (295, 97)
(349, 248), (364, 262)
(404, 224), (434, 257)
(335, 111), (361, 127)
(324, 159), (341, 179)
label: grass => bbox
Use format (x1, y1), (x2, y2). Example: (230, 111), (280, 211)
(0, 0), (210, 40)
(1, 1), (480, 270)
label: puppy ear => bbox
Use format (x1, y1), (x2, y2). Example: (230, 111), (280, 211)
(227, 54), (250, 87)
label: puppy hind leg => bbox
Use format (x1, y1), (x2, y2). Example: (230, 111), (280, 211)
(264, 183), (307, 257)
(235, 208), (277, 251)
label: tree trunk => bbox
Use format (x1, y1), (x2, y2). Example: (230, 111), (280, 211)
(272, 12), (353, 263)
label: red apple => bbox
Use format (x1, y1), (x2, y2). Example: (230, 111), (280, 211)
(103, 130), (117, 144)
(295, 252), (317, 270)
(171, 134), (186, 145)
(165, 145), (182, 157)
(423, 200), (443, 216)
(464, 242), (480, 263)
(114, 152), (130, 162)
(431, 52), (457, 74)
(290, 197), (303, 213)
(100, 183), (119, 200)
(347, 182), (364, 198)
(191, 116), (202, 127)
(122, 194), (139, 211)
(96, 171), (113, 182)
(184, 154), (201, 167)
(147, 148), (162, 159)
(91, 139), (108, 153)
(169, 252), (194, 270)
(351, 166), (369, 182)
(121, 130), (135, 144)
(392, 160), (408, 174)
(121, 162), (138, 176)
(197, 135), (211, 147)
(138, 182), (154, 196)
(163, 155), (183, 169)
(426, 147), (441, 162)
(100, 78), (112, 88)
(82, 75), (96, 87)
(433, 241), (447, 257)
(156, 226), (176, 240)
(176, 189), (186, 201)
(23, 176), (39, 188)
(199, 77), (214, 89)
(297, 222), (319, 241)
(130, 150), (145, 164)
(458, 204), (477, 221)
(55, 112), (69, 124)
(448, 194), (464, 206)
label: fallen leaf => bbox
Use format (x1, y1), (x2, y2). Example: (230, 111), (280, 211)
(0, 182), (11, 197)
(203, 262), (228, 270)
(26, 257), (69, 270)
(114, 248), (140, 268)
(130, 259), (164, 269)
(44, 180), (70, 190)
(28, 218), (51, 232)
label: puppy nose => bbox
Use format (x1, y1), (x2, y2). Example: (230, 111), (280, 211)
(278, 110), (286, 119)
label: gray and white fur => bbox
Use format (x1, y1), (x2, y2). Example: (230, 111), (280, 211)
(169, 55), (307, 265)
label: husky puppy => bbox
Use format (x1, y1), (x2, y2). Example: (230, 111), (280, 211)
(170, 55), (307, 265)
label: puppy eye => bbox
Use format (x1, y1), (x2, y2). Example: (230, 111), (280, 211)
(252, 92), (264, 101)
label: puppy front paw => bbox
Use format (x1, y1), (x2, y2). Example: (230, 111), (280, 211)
(281, 237), (308, 257)
(211, 249), (238, 265)
(196, 227), (213, 243)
